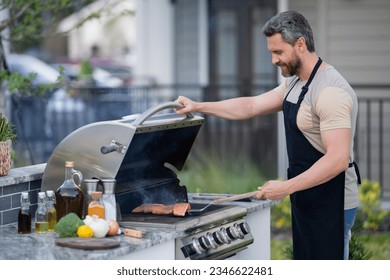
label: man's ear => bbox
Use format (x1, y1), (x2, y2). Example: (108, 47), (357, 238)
(296, 37), (306, 52)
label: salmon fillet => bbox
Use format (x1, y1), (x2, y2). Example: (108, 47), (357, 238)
(131, 203), (191, 216)
(132, 203), (164, 213)
(173, 203), (191, 217)
(151, 204), (174, 215)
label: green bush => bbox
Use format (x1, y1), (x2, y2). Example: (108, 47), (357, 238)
(271, 196), (291, 229)
(271, 179), (389, 259)
(349, 212), (372, 260)
(271, 179), (389, 232)
(177, 152), (266, 194)
(359, 179), (389, 231)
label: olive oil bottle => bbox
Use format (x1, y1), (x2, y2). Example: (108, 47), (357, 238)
(46, 190), (57, 232)
(55, 161), (84, 220)
(35, 192), (49, 233)
(18, 192), (31, 234)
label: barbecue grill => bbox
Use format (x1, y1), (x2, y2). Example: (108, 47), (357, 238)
(41, 102), (254, 260)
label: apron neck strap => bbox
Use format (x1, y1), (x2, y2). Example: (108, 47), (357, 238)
(298, 57), (322, 105)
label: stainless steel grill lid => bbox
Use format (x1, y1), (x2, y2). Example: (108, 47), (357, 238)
(41, 102), (204, 212)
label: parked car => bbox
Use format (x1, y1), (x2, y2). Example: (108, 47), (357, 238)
(88, 55), (133, 86)
(7, 53), (86, 139)
(7, 53), (62, 87)
(51, 58), (126, 88)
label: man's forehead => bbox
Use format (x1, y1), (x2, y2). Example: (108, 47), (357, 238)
(267, 33), (290, 50)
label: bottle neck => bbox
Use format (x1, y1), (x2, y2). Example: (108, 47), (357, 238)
(65, 167), (75, 181)
(38, 197), (46, 207)
(21, 204), (30, 210)
(46, 201), (55, 208)
(21, 198), (30, 207)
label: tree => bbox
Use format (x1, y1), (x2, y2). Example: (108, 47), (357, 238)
(0, 0), (95, 94)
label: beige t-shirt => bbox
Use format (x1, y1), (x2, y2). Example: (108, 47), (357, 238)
(273, 65), (359, 210)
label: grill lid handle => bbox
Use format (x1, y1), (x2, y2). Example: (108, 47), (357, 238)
(132, 102), (194, 125)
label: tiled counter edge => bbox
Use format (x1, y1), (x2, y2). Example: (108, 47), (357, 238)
(0, 164), (46, 226)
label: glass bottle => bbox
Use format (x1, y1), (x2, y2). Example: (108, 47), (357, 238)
(55, 161), (84, 220)
(102, 179), (117, 221)
(84, 179), (98, 218)
(46, 190), (57, 232)
(88, 191), (105, 219)
(35, 191), (49, 233)
(18, 192), (31, 234)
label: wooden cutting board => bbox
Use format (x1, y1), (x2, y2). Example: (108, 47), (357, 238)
(55, 237), (120, 250)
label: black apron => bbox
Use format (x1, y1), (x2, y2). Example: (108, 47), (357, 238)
(283, 58), (345, 260)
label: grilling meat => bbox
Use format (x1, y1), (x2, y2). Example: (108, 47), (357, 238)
(173, 203), (191, 216)
(131, 203), (191, 216)
(152, 204), (174, 215)
(131, 203), (164, 214)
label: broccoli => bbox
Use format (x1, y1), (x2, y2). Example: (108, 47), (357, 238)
(55, 212), (84, 238)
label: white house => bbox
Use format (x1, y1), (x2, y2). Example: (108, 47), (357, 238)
(135, 0), (390, 87)
(58, 0), (136, 65)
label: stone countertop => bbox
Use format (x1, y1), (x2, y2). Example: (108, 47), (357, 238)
(0, 196), (273, 260)
(0, 223), (184, 260)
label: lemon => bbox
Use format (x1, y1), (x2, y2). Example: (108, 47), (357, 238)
(77, 225), (93, 238)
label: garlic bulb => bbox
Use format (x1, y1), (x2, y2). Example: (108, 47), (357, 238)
(85, 215), (109, 238)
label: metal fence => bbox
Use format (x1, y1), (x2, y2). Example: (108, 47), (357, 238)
(8, 84), (390, 198)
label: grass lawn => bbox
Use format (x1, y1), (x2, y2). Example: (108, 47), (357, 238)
(359, 232), (390, 260)
(271, 237), (292, 260)
(271, 232), (390, 260)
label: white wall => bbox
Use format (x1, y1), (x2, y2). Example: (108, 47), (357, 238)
(290, 0), (390, 87)
(60, 0), (135, 63)
(135, 0), (174, 84)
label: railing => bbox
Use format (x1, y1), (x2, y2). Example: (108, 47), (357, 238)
(352, 85), (390, 199)
(8, 84), (390, 198)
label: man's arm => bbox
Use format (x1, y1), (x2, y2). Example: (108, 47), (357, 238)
(175, 89), (283, 120)
(256, 127), (351, 200)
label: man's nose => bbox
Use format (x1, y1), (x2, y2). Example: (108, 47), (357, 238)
(271, 54), (279, 65)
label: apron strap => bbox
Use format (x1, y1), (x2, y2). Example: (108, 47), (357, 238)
(349, 161), (362, 185)
(297, 57), (322, 106)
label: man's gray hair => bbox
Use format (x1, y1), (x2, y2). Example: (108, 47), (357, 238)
(262, 11), (315, 52)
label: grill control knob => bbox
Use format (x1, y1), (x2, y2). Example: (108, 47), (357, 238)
(224, 221), (251, 241)
(192, 235), (212, 255)
(237, 221), (251, 235)
(192, 237), (205, 255)
(199, 235), (212, 250)
(226, 224), (240, 240)
(187, 221), (252, 256)
(211, 231), (225, 245)
(206, 232), (219, 249)
(219, 227), (232, 244)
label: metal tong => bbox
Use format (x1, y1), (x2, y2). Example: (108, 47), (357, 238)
(189, 191), (259, 215)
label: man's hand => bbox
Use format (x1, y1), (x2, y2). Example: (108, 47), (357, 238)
(175, 96), (197, 114)
(256, 180), (289, 201)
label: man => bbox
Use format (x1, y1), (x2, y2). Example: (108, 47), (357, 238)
(175, 10), (360, 260)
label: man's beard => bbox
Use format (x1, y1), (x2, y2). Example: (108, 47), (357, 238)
(277, 55), (301, 77)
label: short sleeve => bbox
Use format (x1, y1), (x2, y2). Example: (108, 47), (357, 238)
(315, 87), (353, 131)
(272, 77), (294, 100)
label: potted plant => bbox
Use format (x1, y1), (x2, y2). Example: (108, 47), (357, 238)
(0, 113), (17, 176)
